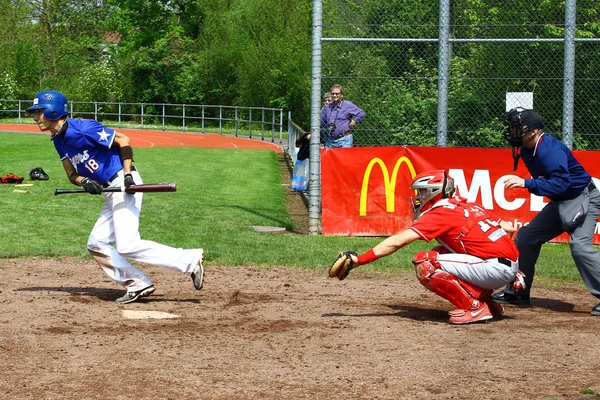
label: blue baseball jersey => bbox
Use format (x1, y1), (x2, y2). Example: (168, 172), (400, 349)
(520, 133), (591, 201)
(52, 119), (123, 184)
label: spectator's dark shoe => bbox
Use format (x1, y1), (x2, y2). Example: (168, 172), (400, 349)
(592, 302), (600, 316)
(491, 290), (530, 305)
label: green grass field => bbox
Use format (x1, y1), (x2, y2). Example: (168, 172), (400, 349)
(0, 131), (586, 286)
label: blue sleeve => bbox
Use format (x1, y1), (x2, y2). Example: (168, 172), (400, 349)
(526, 150), (570, 197)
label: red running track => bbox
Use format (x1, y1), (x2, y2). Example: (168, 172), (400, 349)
(0, 123), (283, 152)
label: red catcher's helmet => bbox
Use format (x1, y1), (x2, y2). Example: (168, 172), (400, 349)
(410, 170), (455, 219)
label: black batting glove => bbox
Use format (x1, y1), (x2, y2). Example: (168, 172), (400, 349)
(81, 177), (103, 195)
(123, 173), (135, 188)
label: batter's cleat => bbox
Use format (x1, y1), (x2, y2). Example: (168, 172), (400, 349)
(491, 290), (530, 305)
(449, 301), (493, 325)
(592, 302), (600, 316)
(190, 249), (205, 291)
(115, 285), (155, 304)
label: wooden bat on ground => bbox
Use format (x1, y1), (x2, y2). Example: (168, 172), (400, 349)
(54, 183), (177, 196)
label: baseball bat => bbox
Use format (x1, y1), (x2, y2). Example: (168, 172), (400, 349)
(54, 183), (177, 196)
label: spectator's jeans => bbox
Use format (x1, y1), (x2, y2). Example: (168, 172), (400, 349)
(325, 134), (353, 148)
(512, 186), (600, 299)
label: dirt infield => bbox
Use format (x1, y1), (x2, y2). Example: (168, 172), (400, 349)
(1, 259), (600, 400)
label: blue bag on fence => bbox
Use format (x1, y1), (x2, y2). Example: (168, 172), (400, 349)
(292, 158), (309, 191)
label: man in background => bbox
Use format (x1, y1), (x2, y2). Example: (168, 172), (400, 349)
(320, 84), (365, 148)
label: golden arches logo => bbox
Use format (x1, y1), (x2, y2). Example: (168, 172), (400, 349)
(359, 157), (417, 216)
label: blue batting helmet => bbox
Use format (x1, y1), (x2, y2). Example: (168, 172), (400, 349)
(26, 90), (69, 120)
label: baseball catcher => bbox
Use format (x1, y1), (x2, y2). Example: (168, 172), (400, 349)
(329, 170), (521, 325)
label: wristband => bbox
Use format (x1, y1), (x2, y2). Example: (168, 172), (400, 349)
(69, 170), (81, 185)
(357, 249), (379, 265)
(120, 145), (134, 162)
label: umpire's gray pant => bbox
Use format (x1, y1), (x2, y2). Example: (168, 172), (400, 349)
(514, 186), (600, 299)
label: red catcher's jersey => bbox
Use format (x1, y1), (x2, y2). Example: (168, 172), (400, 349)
(410, 197), (519, 261)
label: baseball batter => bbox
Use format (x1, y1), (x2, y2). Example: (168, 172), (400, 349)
(27, 90), (205, 304)
(330, 170), (520, 325)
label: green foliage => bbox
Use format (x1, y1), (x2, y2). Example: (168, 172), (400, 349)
(0, 70), (17, 114)
(73, 60), (124, 102)
(1, 0), (599, 148)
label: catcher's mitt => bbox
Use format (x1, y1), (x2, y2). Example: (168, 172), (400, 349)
(328, 250), (357, 280)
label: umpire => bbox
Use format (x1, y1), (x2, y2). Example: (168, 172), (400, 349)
(494, 108), (600, 316)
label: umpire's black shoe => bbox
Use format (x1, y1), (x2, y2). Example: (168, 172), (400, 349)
(491, 290), (531, 305)
(115, 285), (155, 304)
(592, 302), (600, 316)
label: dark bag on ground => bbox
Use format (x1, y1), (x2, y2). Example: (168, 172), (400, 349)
(557, 186), (590, 232)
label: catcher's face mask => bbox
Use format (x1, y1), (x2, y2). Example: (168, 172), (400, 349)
(502, 108), (544, 147)
(29, 167), (50, 181)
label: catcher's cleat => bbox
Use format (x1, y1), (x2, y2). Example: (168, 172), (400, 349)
(115, 285), (155, 304)
(190, 249), (205, 291)
(491, 290), (530, 305)
(480, 290), (504, 318)
(448, 301), (493, 325)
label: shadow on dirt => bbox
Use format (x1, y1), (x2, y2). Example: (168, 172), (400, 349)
(16, 286), (201, 304)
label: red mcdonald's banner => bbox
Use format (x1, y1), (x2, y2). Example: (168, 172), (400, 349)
(321, 146), (600, 243)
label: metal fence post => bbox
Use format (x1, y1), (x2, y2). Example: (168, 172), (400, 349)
(562, 0), (577, 149)
(182, 105), (186, 132)
(162, 104), (166, 131)
(219, 105), (223, 134)
(436, 0), (451, 147)
(271, 110), (275, 143)
(201, 105), (205, 133)
(118, 103), (121, 128)
(235, 106), (239, 137)
(279, 109), (283, 144)
(249, 108), (253, 139)
(309, 0), (323, 235)
(18, 100), (22, 124)
(261, 108), (265, 141)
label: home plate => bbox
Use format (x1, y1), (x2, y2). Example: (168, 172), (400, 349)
(121, 310), (179, 319)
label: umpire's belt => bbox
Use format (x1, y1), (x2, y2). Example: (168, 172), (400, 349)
(102, 166), (137, 188)
(587, 180), (596, 192)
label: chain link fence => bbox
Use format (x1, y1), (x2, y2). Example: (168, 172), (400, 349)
(318, 0), (600, 149)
